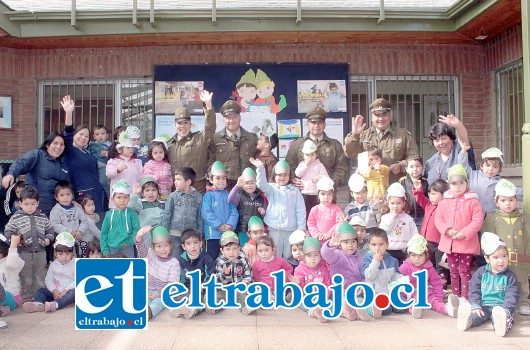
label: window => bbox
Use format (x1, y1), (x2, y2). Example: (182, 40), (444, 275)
(496, 60), (523, 167)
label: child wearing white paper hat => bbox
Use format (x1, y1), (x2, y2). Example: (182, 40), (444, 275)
(307, 176), (343, 244)
(294, 139), (329, 217)
(399, 234), (459, 319)
(482, 179), (530, 315)
(379, 182), (418, 265)
(343, 173), (379, 232)
(287, 229), (307, 270)
(457, 232), (520, 336)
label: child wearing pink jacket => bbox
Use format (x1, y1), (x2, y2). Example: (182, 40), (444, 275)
(307, 177), (342, 243)
(142, 139), (173, 200)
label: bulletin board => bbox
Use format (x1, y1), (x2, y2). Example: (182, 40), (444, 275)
(153, 63), (349, 158)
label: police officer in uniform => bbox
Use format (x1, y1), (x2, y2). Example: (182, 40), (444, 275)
(207, 100), (258, 190)
(167, 90), (215, 194)
(344, 98), (419, 184)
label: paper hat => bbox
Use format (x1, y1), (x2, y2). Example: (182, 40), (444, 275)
(348, 173), (367, 192)
(481, 147), (503, 163)
(316, 176), (334, 191)
(54, 232), (75, 248)
(242, 167), (257, 180)
(274, 160), (290, 174)
(112, 180), (131, 194)
(349, 216), (367, 227)
(303, 237), (321, 254)
(116, 130), (134, 149)
(236, 69), (256, 87)
(174, 107), (191, 122)
(495, 179), (517, 199)
(220, 100), (241, 116)
(386, 182), (406, 198)
(125, 125), (141, 139)
(407, 234), (428, 254)
(220, 230), (239, 246)
(306, 107), (327, 121)
(247, 216), (264, 231)
(481, 231), (506, 255)
(141, 177), (157, 187)
(152, 226), (171, 244)
(151, 134), (171, 149)
(302, 139), (318, 154)
(447, 164), (468, 180)
(337, 223), (357, 240)
(210, 161), (226, 176)
(369, 98), (392, 114)
(289, 229), (306, 245)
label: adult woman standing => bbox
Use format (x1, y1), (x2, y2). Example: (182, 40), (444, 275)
(60, 95), (106, 213)
(1, 132), (69, 215)
(424, 114), (476, 184)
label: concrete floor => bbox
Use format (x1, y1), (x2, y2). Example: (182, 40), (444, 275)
(1, 304), (530, 350)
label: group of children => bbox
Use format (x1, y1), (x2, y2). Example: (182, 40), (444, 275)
(0, 129), (528, 337)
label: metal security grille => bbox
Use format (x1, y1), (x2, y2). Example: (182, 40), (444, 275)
(39, 78), (152, 145)
(496, 61), (523, 167)
(350, 75), (458, 159)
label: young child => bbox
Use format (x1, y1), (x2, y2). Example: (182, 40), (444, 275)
(142, 139), (173, 201)
(88, 124), (111, 198)
(106, 130), (143, 208)
(294, 139), (329, 217)
(49, 180), (89, 257)
(86, 240), (102, 258)
(349, 216), (369, 256)
(251, 158), (306, 259)
(22, 232), (76, 313)
(170, 228), (215, 319)
(412, 179), (450, 287)
(126, 125), (149, 165)
(163, 167), (203, 259)
(201, 162), (238, 261)
(287, 229), (306, 271)
(100, 180), (140, 258)
(242, 216), (267, 267)
(435, 164), (483, 300)
(379, 183), (418, 265)
(0, 234), (24, 311)
(3, 187), (54, 300)
(255, 132), (279, 182)
(252, 236), (293, 298)
(343, 173), (379, 233)
(8, 181), (25, 213)
(128, 177), (164, 247)
(360, 146), (389, 200)
(0, 180), (25, 232)
(289, 237), (331, 322)
(79, 195), (101, 243)
(321, 223), (368, 321)
(135, 225), (180, 319)
(207, 231), (254, 315)
(399, 234), (459, 319)
(228, 167), (266, 246)
(457, 232), (520, 337)
(398, 155), (429, 230)
(482, 179), (530, 314)
(307, 177), (342, 244)
(361, 228), (403, 317)
(107, 125), (125, 160)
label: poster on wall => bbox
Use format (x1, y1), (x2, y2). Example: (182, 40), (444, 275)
(297, 80), (347, 113)
(278, 139), (296, 159)
(154, 81), (204, 115)
(302, 118), (344, 146)
(277, 119), (301, 139)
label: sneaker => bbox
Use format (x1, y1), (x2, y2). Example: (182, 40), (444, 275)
(411, 307), (422, 319)
(23, 302), (45, 313)
(0, 319), (7, 329)
(518, 304), (530, 316)
(457, 301), (472, 331)
(44, 301), (57, 313)
(355, 307), (372, 322)
(492, 306), (507, 337)
(240, 305), (255, 316)
(446, 294), (459, 318)
(341, 301), (356, 321)
(371, 305), (383, 319)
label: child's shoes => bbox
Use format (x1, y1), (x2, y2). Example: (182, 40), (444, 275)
(371, 304), (383, 319)
(446, 294), (459, 318)
(492, 306), (507, 337)
(411, 307), (422, 319)
(44, 301), (57, 313)
(240, 305), (255, 316)
(23, 302), (45, 313)
(456, 301), (472, 331)
(0, 318), (7, 329)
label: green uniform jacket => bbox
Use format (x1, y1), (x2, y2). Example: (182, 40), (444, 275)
(344, 123), (418, 183)
(285, 132), (347, 187)
(167, 107), (216, 191)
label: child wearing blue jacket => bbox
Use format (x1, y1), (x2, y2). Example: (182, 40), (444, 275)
(201, 161), (238, 261)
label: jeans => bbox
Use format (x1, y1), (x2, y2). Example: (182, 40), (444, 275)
(34, 288), (75, 309)
(471, 305), (514, 332)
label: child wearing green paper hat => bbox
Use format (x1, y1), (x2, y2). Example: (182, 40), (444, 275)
(206, 231), (254, 315)
(250, 157), (306, 259)
(241, 216), (267, 267)
(435, 163), (483, 300)
(143, 136), (172, 201)
(482, 179), (530, 315)
(399, 234), (459, 319)
(202, 162), (239, 261)
(128, 177), (164, 247)
(135, 225), (180, 319)
(228, 167), (267, 247)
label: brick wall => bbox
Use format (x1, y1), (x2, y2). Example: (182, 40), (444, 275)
(0, 26), (523, 161)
